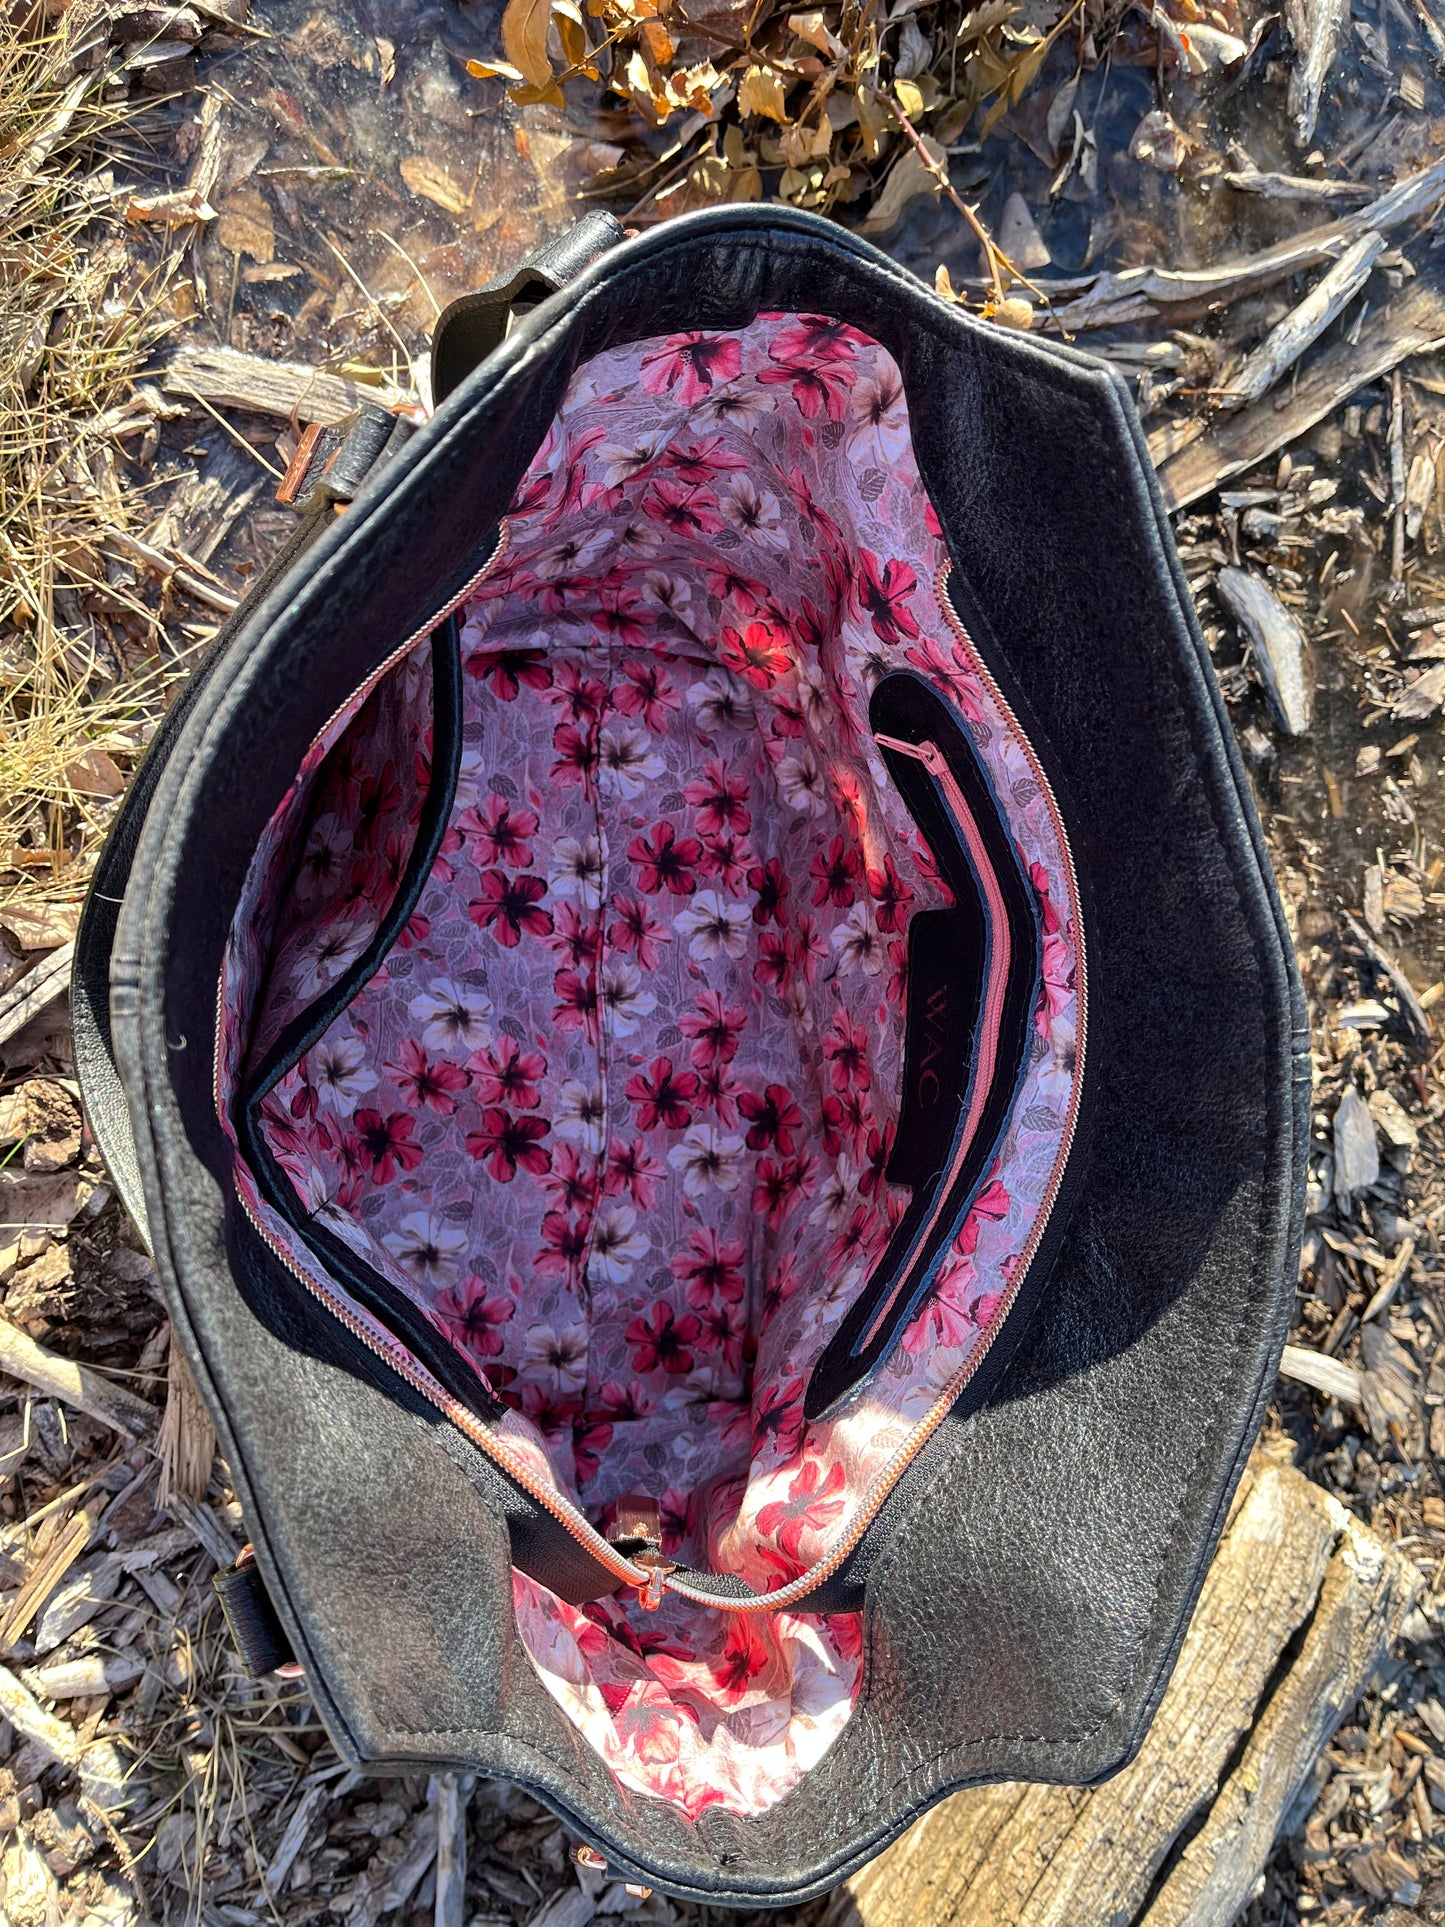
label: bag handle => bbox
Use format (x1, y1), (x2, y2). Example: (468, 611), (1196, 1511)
(430, 208), (625, 407)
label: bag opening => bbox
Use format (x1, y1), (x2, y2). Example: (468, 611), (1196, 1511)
(214, 312), (1084, 1818)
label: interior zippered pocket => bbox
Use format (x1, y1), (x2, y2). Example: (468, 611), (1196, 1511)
(805, 671), (1044, 1419)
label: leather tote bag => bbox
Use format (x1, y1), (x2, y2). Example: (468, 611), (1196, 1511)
(73, 205), (1306, 1906)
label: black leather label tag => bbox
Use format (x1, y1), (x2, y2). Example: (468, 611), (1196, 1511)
(887, 907), (980, 1189)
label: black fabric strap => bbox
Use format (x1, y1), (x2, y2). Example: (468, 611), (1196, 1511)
(430, 210), (626, 407)
(214, 1560), (297, 1676)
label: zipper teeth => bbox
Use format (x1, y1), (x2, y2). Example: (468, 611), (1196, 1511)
(668, 572), (1090, 1614)
(220, 522), (643, 1594)
(224, 556), (1086, 1619)
(855, 734), (1012, 1354)
(235, 1185), (649, 1590)
(301, 535), (512, 758)
(214, 532), (512, 1125)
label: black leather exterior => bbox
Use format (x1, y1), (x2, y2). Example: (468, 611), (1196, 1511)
(431, 208), (625, 405)
(72, 495), (340, 1239)
(85, 208), (1306, 1905)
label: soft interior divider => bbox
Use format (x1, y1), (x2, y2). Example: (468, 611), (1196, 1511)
(216, 314), (1084, 1818)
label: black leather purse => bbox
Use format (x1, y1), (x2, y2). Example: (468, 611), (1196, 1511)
(74, 207), (1306, 1905)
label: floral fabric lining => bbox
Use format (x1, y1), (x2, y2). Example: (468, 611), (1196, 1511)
(216, 314), (1082, 1820)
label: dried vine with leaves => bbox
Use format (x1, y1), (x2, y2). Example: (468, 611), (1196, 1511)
(470, 0), (1105, 313)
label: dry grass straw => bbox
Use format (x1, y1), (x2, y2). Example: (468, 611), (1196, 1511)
(156, 1334), (218, 1507)
(122, 1597), (322, 1926)
(0, 7), (191, 915)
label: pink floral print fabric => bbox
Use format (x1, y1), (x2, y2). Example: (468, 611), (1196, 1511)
(216, 313), (1084, 1820)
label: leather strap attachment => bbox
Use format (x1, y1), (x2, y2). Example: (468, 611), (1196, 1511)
(214, 1552), (298, 1677)
(276, 401), (408, 514)
(431, 209), (626, 407)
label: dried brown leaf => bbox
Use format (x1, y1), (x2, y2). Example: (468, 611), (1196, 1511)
(787, 9), (843, 55)
(738, 63), (789, 120)
(399, 155), (471, 214)
(956, 0), (1017, 42)
(858, 136), (944, 232)
(125, 187), (216, 224)
(552, 0), (596, 73)
(466, 54), (524, 78)
(63, 748), (124, 798)
(0, 902), (79, 949)
(0, 1169), (82, 1230)
(502, 0), (554, 88)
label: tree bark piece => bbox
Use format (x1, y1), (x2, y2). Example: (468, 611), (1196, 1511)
(264, 1782), (330, 1896)
(0, 1502), (100, 1653)
(1284, 0), (1349, 145)
(1215, 567), (1313, 734)
(0, 941), (74, 1050)
(156, 1337), (217, 1505)
(0, 1658), (80, 1766)
(163, 344), (406, 425)
(1158, 271), (1445, 510)
(1280, 1343), (1365, 1406)
(827, 1460), (1419, 1927)
(431, 1772), (473, 1927)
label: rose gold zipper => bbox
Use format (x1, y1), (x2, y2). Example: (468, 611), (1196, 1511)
(224, 559), (1086, 1617)
(219, 529), (651, 1598)
(858, 731), (1013, 1352)
(235, 1184), (652, 1593)
(664, 566), (1088, 1613)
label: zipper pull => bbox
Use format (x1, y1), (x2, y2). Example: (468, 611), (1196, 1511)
(636, 1557), (674, 1610)
(573, 1844), (652, 1899)
(607, 1493), (675, 1610)
(874, 731), (945, 774)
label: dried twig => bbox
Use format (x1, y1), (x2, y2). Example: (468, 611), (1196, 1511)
(879, 91), (1005, 306)
(1158, 271), (1445, 509)
(1279, 1343), (1365, 1405)
(1390, 368), (1408, 590)
(1045, 156), (1445, 333)
(1218, 230), (1386, 410)
(0, 1312), (158, 1437)
(0, 940), (74, 1048)
(0, 1501), (99, 1653)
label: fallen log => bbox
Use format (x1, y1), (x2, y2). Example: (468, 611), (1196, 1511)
(825, 1458), (1420, 1927)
